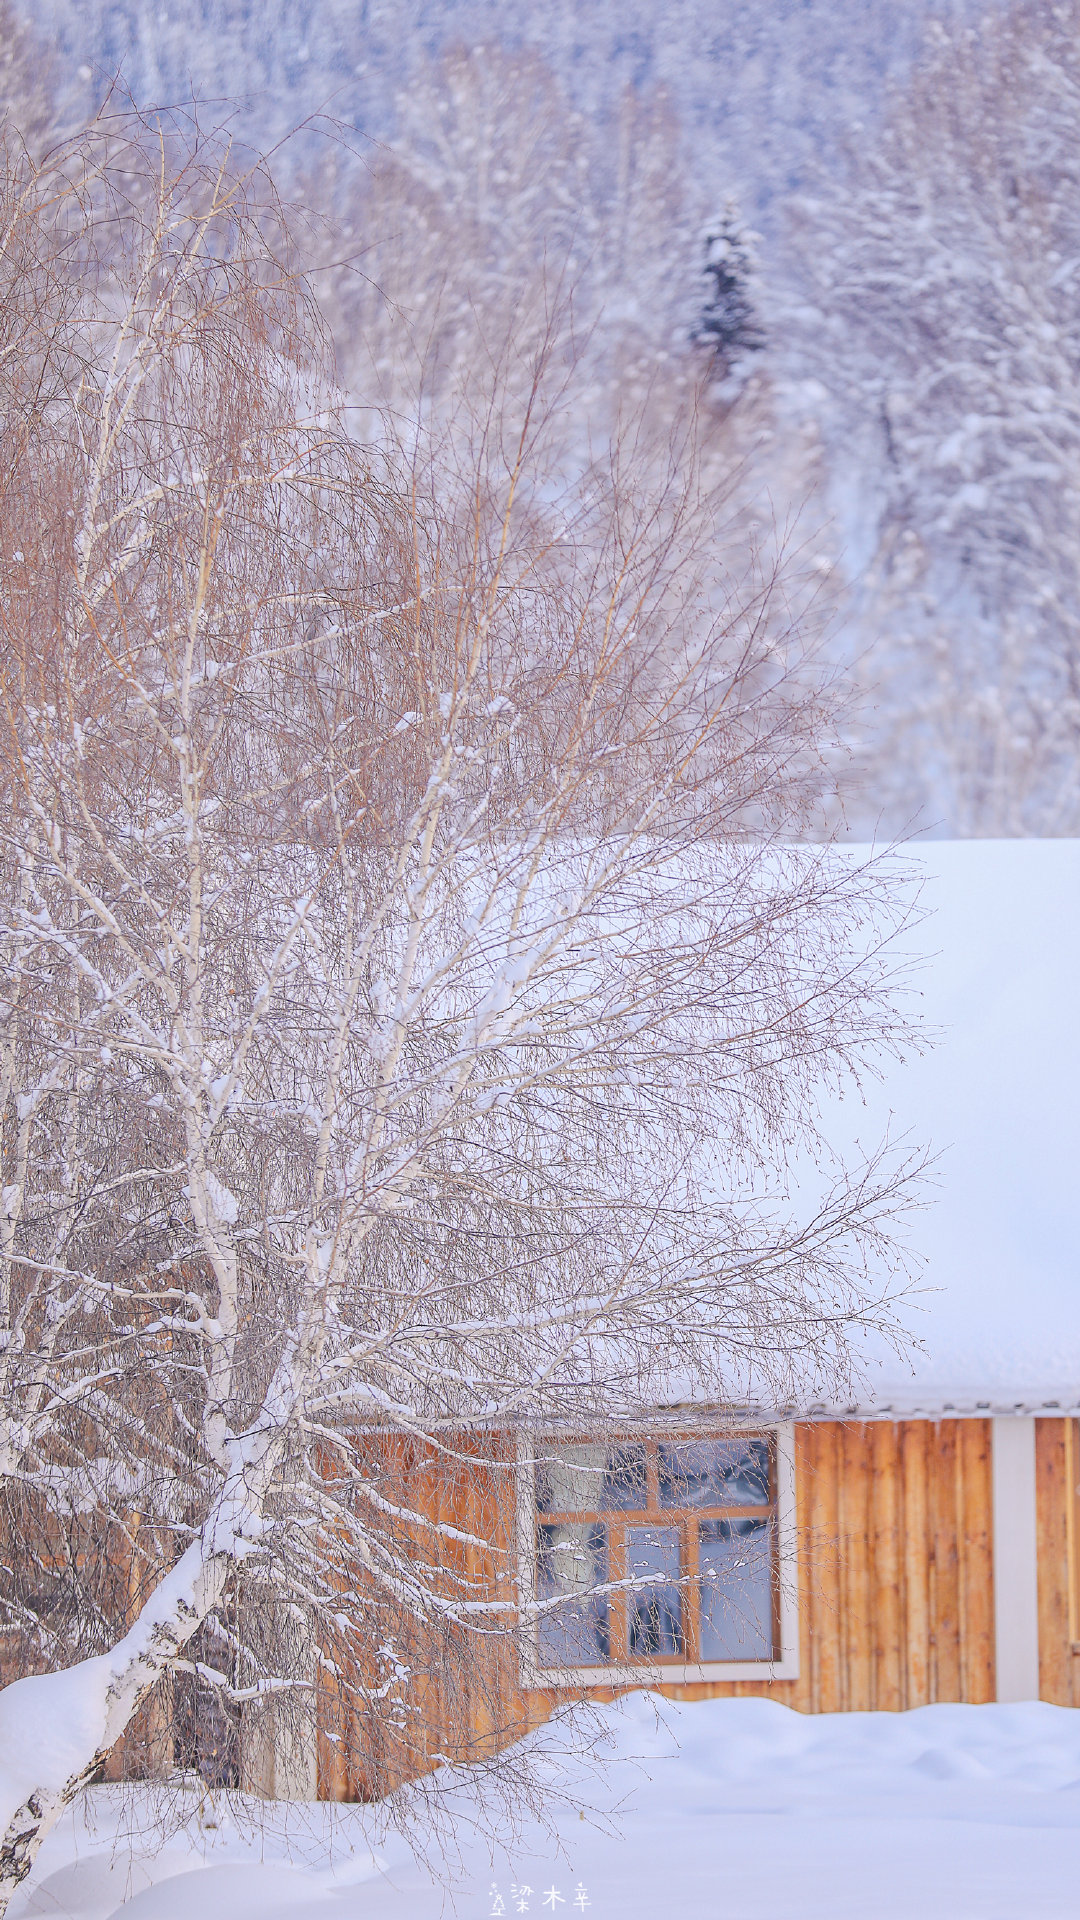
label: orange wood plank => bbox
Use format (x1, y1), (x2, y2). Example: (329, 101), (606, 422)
(900, 1420), (930, 1709)
(1060, 1419), (1080, 1710)
(870, 1421), (902, 1711)
(810, 1421), (843, 1713)
(958, 1418), (994, 1703)
(1065, 1420), (1080, 1652)
(929, 1420), (961, 1702)
(1036, 1417), (1070, 1707)
(840, 1423), (873, 1710)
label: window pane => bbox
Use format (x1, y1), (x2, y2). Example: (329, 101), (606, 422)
(601, 1444), (648, 1510)
(658, 1438), (770, 1508)
(536, 1522), (609, 1666)
(535, 1446), (609, 1514)
(698, 1516), (774, 1659)
(536, 1443), (647, 1513)
(626, 1524), (684, 1657)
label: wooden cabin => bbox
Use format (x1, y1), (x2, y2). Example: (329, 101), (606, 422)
(266, 1405), (1080, 1806)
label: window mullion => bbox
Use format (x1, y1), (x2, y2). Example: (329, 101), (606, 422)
(684, 1512), (700, 1665)
(645, 1438), (660, 1512)
(610, 1523), (628, 1663)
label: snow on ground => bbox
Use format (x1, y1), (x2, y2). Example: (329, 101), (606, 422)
(13, 1693), (1080, 1920)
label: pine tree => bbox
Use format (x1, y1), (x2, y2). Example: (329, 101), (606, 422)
(693, 201), (765, 373)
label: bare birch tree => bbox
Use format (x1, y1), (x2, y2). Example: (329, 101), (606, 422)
(0, 113), (921, 1906)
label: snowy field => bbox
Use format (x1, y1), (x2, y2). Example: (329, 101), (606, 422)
(13, 1694), (1080, 1920)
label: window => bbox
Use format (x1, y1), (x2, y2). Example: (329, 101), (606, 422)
(525, 1429), (797, 1681)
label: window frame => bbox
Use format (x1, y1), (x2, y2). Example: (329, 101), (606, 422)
(516, 1421), (800, 1687)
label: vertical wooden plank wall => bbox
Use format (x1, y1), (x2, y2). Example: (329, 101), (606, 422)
(1035, 1416), (1080, 1707)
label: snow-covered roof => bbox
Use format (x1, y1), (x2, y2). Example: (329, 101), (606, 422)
(820, 840), (1080, 1419)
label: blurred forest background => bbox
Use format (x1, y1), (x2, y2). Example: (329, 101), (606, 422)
(4, 0), (1075, 839)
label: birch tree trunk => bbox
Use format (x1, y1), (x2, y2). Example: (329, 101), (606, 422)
(0, 1443), (277, 1902)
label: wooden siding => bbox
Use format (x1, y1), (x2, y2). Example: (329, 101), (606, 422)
(1035, 1416), (1080, 1706)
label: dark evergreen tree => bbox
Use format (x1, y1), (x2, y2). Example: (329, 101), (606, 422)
(693, 202), (765, 372)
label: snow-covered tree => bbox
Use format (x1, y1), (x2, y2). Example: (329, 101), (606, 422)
(0, 115), (922, 1906)
(309, 46), (795, 756)
(310, 48), (755, 445)
(693, 202), (765, 380)
(783, 0), (1080, 835)
(0, 0), (60, 148)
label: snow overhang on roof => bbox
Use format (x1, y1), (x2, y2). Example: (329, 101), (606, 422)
(785, 1391), (1080, 1422)
(816, 839), (1080, 1421)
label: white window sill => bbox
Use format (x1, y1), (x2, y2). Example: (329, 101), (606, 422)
(521, 1653), (801, 1687)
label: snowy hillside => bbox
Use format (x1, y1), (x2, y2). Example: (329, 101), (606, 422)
(23, 0), (972, 217)
(19, 0), (1080, 842)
